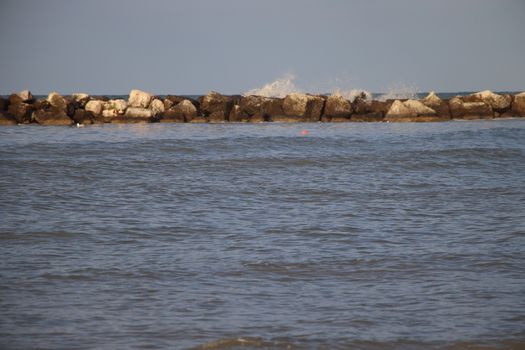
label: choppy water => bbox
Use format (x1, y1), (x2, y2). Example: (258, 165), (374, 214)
(1, 121), (525, 350)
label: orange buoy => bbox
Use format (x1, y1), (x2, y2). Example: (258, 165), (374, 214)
(301, 130), (309, 136)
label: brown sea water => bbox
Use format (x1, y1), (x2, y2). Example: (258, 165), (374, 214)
(0, 121), (524, 349)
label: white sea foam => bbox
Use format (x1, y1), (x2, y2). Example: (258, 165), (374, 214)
(378, 83), (420, 101)
(244, 74), (300, 98)
(331, 88), (372, 102)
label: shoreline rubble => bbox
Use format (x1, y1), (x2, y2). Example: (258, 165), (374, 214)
(0, 89), (524, 126)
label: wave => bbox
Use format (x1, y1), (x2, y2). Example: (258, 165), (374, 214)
(244, 74), (300, 98)
(378, 82), (420, 101)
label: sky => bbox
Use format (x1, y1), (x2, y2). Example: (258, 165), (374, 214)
(0, 0), (524, 95)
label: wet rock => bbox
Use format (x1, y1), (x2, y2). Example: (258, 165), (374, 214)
(32, 109), (73, 126)
(464, 90), (512, 112)
(324, 95), (352, 118)
(85, 100), (105, 117)
(449, 97), (493, 119)
(160, 100), (197, 122)
(72, 110), (96, 125)
(200, 91), (233, 121)
(128, 89), (153, 108)
(0, 112), (17, 125)
(228, 105), (247, 122)
(351, 112), (384, 122)
(7, 102), (34, 123)
(511, 92), (525, 117)
(189, 116), (208, 123)
(0, 97), (5, 111)
(385, 99), (447, 122)
(239, 96), (268, 116)
(249, 115), (267, 123)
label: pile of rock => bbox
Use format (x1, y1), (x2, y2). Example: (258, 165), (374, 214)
(1, 89), (524, 126)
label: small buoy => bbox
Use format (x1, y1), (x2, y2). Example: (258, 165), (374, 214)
(300, 129), (309, 136)
(76, 123), (84, 128)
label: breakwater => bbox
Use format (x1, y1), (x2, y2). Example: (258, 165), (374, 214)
(1, 89), (524, 126)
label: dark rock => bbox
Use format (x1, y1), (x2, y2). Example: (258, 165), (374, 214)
(7, 102), (34, 123)
(239, 96), (268, 117)
(0, 97), (5, 111)
(72, 110), (96, 125)
(228, 105), (248, 122)
(160, 100), (197, 122)
(421, 92), (451, 120)
(0, 112), (17, 125)
(32, 108), (73, 126)
(351, 112), (384, 122)
(199, 92), (233, 121)
(48, 92), (77, 116)
(282, 93), (324, 122)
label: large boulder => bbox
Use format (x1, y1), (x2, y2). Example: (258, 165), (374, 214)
(47, 92), (76, 116)
(160, 100), (197, 122)
(464, 90), (512, 112)
(17, 90), (33, 103)
(7, 102), (34, 123)
(239, 95), (268, 117)
(199, 91), (233, 121)
(282, 93), (324, 121)
(125, 107), (154, 118)
(324, 95), (352, 119)
(32, 109), (73, 126)
(449, 97), (493, 119)
(71, 93), (89, 102)
(85, 100), (105, 117)
(385, 100), (444, 122)
(149, 99), (165, 116)
(421, 92), (451, 120)
(511, 92), (525, 117)
(103, 99), (127, 118)
(128, 89), (153, 108)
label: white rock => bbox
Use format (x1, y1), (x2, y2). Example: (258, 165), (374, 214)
(422, 91), (442, 106)
(102, 109), (118, 118)
(471, 90), (511, 110)
(85, 100), (104, 116)
(150, 99), (165, 116)
(386, 100), (417, 118)
(47, 92), (67, 110)
(104, 99), (128, 113)
(17, 90), (33, 102)
(403, 99), (436, 116)
(125, 107), (153, 118)
(71, 93), (89, 101)
(128, 89), (153, 108)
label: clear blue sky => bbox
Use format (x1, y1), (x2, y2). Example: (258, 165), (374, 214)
(1, 0), (524, 95)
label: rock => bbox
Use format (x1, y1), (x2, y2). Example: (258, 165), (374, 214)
(239, 96), (269, 116)
(208, 111), (227, 123)
(102, 109), (119, 119)
(8, 94), (24, 106)
(249, 115), (267, 123)
(189, 116), (208, 123)
(32, 109), (73, 126)
(18, 90), (33, 102)
(128, 89), (153, 108)
(160, 100), (197, 122)
(199, 91), (233, 121)
(324, 95), (352, 118)
(351, 112), (384, 122)
(85, 100), (105, 116)
(71, 93), (89, 102)
(385, 100), (417, 120)
(72, 110), (96, 124)
(421, 92), (451, 120)
(403, 100), (436, 116)
(0, 112), (17, 125)
(511, 92), (525, 117)
(47, 92), (74, 115)
(0, 97), (5, 111)
(228, 105), (246, 122)
(104, 99), (127, 115)
(282, 93), (324, 121)
(150, 99), (165, 116)
(465, 90), (512, 112)
(262, 98), (285, 117)
(163, 99), (174, 110)
(7, 102), (34, 123)
(449, 97), (493, 119)
(125, 107), (154, 118)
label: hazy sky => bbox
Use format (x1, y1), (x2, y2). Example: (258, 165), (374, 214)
(1, 0), (524, 95)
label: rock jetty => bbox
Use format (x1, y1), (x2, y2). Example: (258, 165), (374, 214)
(1, 89), (524, 126)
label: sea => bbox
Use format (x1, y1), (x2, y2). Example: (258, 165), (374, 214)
(1, 120), (524, 349)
